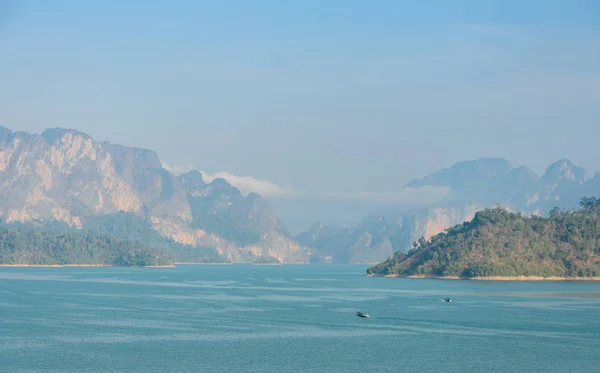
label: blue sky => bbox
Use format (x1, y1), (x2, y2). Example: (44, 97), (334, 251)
(0, 0), (599, 227)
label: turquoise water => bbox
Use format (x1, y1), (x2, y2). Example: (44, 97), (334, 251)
(1, 265), (600, 373)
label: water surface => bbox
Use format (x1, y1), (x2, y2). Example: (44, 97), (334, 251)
(1, 264), (599, 372)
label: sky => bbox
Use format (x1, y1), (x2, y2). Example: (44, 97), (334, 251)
(0, 0), (599, 230)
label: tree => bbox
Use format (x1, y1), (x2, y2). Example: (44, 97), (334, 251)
(366, 196), (600, 278)
(580, 197), (598, 209)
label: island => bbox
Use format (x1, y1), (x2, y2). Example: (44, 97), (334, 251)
(366, 197), (600, 280)
(0, 226), (174, 267)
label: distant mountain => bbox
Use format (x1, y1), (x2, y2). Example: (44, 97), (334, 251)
(0, 126), (312, 263)
(297, 157), (600, 264)
(296, 214), (400, 264)
(366, 197), (600, 279)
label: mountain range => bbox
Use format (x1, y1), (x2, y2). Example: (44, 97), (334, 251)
(296, 157), (600, 263)
(0, 125), (597, 265)
(0, 126), (312, 263)
(366, 198), (600, 279)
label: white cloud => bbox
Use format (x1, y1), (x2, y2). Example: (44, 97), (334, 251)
(162, 161), (451, 203)
(200, 171), (297, 198)
(161, 161), (297, 198)
(161, 162), (195, 175)
(300, 186), (452, 204)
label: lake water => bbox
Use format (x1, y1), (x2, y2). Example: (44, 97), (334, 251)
(1, 264), (600, 373)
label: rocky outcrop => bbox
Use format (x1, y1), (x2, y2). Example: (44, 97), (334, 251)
(296, 215), (400, 264)
(180, 171), (311, 262)
(297, 204), (482, 264)
(399, 158), (598, 249)
(397, 203), (483, 249)
(0, 126), (312, 263)
(297, 157), (600, 263)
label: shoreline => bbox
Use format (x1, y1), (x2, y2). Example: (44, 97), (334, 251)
(0, 264), (175, 268)
(365, 273), (600, 281)
(173, 262), (233, 265)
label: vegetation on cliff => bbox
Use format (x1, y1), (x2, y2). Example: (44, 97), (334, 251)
(83, 213), (226, 263)
(0, 126), (311, 264)
(0, 225), (173, 266)
(367, 197), (600, 278)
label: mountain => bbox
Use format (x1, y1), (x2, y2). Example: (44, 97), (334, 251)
(405, 157), (515, 204)
(296, 214), (400, 264)
(0, 126), (312, 263)
(407, 158), (596, 215)
(182, 174), (308, 262)
(297, 157), (599, 264)
(366, 197), (600, 279)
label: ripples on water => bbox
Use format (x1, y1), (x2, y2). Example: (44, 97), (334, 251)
(1, 265), (600, 373)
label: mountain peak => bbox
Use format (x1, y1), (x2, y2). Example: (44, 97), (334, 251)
(210, 177), (235, 189)
(178, 170), (205, 189)
(41, 127), (92, 145)
(405, 157), (512, 189)
(0, 125), (13, 141)
(202, 178), (244, 200)
(541, 159), (586, 184)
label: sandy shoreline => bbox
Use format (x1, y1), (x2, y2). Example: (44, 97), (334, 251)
(0, 264), (175, 268)
(365, 273), (600, 281)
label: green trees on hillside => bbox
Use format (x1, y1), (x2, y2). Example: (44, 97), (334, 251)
(0, 212), (229, 265)
(0, 226), (173, 266)
(84, 213), (226, 263)
(367, 197), (600, 278)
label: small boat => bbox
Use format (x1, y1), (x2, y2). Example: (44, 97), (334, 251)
(442, 298), (452, 302)
(356, 311), (370, 318)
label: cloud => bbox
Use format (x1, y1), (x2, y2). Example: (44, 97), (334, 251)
(200, 171), (297, 198)
(161, 162), (297, 198)
(162, 162), (451, 203)
(161, 162), (195, 176)
(300, 186), (452, 204)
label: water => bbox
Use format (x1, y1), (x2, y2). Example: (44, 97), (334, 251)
(1, 264), (600, 373)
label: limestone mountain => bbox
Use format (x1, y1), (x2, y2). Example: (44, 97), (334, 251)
(367, 198), (600, 279)
(407, 158), (593, 210)
(181, 172), (308, 262)
(405, 157), (541, 206)
(0, 126), (312, 263)
(297, 157), (600, 264)
(297, 203), (483, 264)
(296, 214), (401, 264)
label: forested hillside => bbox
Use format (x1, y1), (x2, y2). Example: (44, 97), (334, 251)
(0, 226), (173, 266)
(367, 197), (600, 278)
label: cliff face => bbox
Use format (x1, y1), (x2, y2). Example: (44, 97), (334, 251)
(296, 215), (399, 264)
(0, 126), (311, 263)
(297, 157), (600, 264)
(397, 203), (484, 249)
(367, 202), (600, 279)
(296, 204), (482, 264)
(398, 158), (598, 246)
(181, 173), (311, 262)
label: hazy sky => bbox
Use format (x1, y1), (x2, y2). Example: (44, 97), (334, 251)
(1, 0), (599, 207)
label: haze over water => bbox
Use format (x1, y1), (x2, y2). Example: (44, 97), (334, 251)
(1, 265), (600, 373)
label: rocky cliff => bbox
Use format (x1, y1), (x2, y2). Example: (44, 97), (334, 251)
(0, 126), (312, 263)
(407, 158), (596, 214)
(296, 215), (400, 264)
(297, 157), (600, 264)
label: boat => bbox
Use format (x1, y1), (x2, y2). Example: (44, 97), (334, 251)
(356, 311), (370, 318)
(443, 298), (452, 302)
